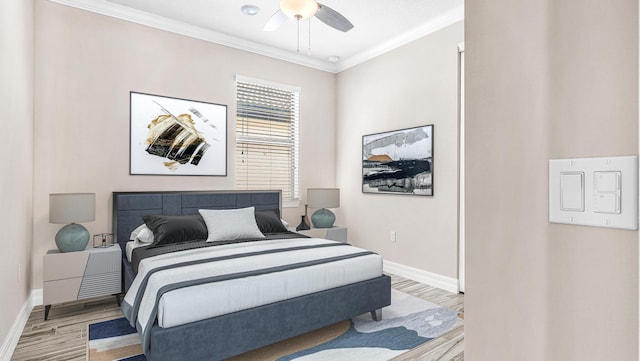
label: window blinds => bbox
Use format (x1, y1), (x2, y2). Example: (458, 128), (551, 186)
(236, 77), (299, 201)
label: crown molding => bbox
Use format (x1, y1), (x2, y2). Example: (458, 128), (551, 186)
(47, 0), (337, 72)
(47, 0), (463, 74)
(336, 5), (464, 73)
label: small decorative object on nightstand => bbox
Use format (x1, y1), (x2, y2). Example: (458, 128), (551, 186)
(43, 244), (121, 320)
(49, 193), (96, 253)
(307, 188), (340, 228)
(93, 233), (114, 248)
(296, 204), (311, 231)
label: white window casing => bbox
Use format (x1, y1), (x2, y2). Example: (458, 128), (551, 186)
(235, 75), (300, 207)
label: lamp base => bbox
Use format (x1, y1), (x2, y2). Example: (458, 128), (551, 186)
(311, 208), (336, 228)
(55, 223), (90, 253)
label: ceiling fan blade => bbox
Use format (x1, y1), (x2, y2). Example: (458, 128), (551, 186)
(315, 3), (353, 32)
(264, 9), (289, 31)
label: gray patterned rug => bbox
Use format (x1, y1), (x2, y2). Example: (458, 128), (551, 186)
(88, 289), (461, 361)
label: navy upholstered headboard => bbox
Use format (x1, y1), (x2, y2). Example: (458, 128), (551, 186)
(112, 190), (282, 258)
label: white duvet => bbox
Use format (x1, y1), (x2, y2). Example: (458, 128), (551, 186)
(123, 238), (383, 337)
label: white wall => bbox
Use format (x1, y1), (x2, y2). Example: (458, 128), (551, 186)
(465, 0), (638, 360)
(32, 0), (337, 288)
(0, 0), (34, 355)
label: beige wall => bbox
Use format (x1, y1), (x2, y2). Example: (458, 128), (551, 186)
(546, 0), (638, 358)
(0, 0), (34, 349)
(32, 0), (336, 288)
(335, 22), (463, 279)
(465, 0), (638, 360)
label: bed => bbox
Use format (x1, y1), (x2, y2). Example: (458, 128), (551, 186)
(113, 190), (391, 361)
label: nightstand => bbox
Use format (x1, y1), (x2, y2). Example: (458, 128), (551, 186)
(298, 226), (348, 242)
(43, 244), (121, 320)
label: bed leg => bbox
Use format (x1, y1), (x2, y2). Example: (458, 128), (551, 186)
(370, 309), (382, 321)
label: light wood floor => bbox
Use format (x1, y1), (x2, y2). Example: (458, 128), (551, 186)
(388, 274), (464, 361)
(11, 274), (464, 361)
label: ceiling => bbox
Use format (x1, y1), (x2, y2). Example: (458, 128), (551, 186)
(53, 0), (464, 73)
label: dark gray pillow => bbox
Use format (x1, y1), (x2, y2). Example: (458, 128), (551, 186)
(255, 209), (288, 233)
(143, 214), (208, 247)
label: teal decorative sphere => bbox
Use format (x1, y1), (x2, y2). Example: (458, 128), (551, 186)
(55, 223), (90, 253)
(311, 208), (336, 228)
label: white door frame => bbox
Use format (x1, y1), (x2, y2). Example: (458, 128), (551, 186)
(458, 42), (465, 293)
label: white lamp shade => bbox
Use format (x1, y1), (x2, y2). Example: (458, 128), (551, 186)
(49, 193), (96, 224)
(307, 188), (340, 209)
(280, 0), (318, 19)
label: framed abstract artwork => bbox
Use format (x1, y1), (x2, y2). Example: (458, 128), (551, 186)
(130, 92), (227, 176)
(362, 124), (433, 196)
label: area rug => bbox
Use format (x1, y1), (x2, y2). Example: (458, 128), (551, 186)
(88, 289), (461, 361)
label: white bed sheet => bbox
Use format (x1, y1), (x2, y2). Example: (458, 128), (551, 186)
(126, 237), (383, 330)
(126, 240), (149, 262)
(157, 250), (382, 328)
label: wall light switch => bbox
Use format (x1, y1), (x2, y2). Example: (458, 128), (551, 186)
(560, 172), (584, 211)
(593, 171), (621, 214)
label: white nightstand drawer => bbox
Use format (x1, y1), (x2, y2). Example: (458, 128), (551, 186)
(78, 272), (121, 299)
(43, 251), (89, 281)
(85, 249), (121, 275)
(43, 278), (83, 305)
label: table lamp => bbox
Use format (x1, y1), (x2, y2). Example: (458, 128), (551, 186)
(307, 188), (340, 228)
(49, 193), (96, 253)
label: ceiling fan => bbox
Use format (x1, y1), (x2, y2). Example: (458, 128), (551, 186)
(264, 0), (354, 33)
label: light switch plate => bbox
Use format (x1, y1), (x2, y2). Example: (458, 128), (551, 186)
(549, 156), (638, 230)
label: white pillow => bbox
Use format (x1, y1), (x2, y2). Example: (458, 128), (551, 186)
(129, 224), (155, 243)
(199, 207), (265, 242)
(129, 224), (146, 241)
(136, 226), (155, 243)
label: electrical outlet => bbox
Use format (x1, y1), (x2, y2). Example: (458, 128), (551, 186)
(390, 231), (397, 242)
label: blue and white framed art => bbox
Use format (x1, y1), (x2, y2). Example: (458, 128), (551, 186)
(362, 124), (433, 195)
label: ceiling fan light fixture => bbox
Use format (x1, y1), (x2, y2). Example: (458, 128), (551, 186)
(280, 0), (318, 20)
(241, 4), (260, 16)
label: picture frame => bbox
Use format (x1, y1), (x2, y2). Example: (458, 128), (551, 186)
(130, 92), (227, 176)
(362, 124), (433, 196)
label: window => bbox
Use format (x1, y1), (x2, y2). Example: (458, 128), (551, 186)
(235, 75), (300, 204)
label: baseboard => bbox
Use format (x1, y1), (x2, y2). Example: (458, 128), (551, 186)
(0, 289), (41, 361)
(383, 260), (460, 294)
(31, 288), (43, 307)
